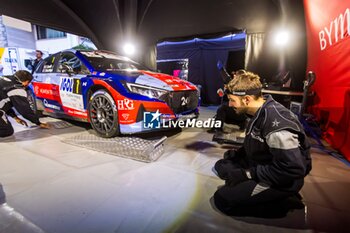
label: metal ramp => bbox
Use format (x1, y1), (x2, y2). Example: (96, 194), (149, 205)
(62, 134), (167, 162)
(212, 131), (245, 145)
(212, 123), (245, 145)
(49, 121), (73, 129)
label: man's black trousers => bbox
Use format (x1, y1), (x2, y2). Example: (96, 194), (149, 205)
(213, 158), (301, 217)
(0, 110), (14, 137)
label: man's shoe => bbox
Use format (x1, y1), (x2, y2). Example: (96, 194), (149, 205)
(282, 195), (305, 210)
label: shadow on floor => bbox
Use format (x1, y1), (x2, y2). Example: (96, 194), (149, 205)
(2, 119), (184, 143)
(185, 141), (217, 151)
(209, 196), (309, 229)
(209, 180), (350, 232)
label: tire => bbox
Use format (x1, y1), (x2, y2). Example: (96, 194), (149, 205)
(88, 90), (120, 138)
(27, 89), (43, 117)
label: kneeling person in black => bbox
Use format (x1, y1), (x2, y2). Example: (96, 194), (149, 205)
(214, 92), (247, 130)
(0, 70), (49, 138)
(213, 70), (312, 216)
(209, 70), (248, 133)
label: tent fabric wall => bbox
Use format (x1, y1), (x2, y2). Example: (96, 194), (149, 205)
(157, 34), (246, 105)
(245, 33), (265, 72)
(304, 0), (350, 160)
(244, 32), (284, 87)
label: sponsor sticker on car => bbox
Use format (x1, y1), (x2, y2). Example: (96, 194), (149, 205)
(43, 99), (61, 111)
(59, 77), (84, 111)
(117, 99), (134, 110)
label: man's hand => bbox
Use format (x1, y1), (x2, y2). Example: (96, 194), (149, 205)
(225, 169), (249, 186)
(39, 122), (50, 129)
(14, 117), (28, 127)
(223, 148), (246, 163)
(223, 150), (234, 159)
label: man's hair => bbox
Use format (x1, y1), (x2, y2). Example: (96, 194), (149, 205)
(227, 70), (263, 99)
(36, 50), (43, 55)
(14, 70), (33, 82)
(232, 69), (247, 77)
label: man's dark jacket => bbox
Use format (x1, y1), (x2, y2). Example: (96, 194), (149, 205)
(239, 95), (312, 192)
(0, 75), (40, 125)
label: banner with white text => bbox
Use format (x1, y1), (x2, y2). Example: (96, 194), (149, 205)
(304, 0), (350, 160)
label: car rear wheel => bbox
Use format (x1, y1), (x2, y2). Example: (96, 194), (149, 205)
(88, 90), (119, 138)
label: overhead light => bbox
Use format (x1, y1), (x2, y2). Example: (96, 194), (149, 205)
(274, 30), (290, 47)
(123, 43), (135, 56)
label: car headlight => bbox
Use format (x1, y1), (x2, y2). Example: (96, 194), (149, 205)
(126, 83), (168, 99)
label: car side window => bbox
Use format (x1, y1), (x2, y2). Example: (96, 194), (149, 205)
(117, 62), (138, 70)
(58, 52), (90, 75)
(40, 55), (56, 73)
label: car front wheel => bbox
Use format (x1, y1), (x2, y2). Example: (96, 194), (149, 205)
(27, 89), (43, 116)
(88, 90), (119, 138)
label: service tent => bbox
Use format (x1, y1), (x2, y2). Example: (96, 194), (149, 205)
(0, 0), (306, 82)
(157, 33), (246, 105)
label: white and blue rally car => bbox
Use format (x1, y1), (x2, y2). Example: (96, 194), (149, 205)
(28, 49), (200, 137)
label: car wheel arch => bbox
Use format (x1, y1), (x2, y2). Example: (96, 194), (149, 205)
(87, 84), (106, 101)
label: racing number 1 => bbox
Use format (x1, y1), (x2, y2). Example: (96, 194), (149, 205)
(73, 79), (82, 94)
(76, 79), (80, 93)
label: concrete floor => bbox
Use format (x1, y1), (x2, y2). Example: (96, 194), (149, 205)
(1, 107), (350, 233)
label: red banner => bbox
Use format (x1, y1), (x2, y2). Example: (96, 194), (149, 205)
(304, 0), (350, 160)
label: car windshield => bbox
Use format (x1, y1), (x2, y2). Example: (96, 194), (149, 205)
(83, 56), (146, 72)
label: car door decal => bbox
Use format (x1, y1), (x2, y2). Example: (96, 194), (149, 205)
(59, 76), (84, 111)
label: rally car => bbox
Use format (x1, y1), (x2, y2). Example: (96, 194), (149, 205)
(28, 49), (200, 137)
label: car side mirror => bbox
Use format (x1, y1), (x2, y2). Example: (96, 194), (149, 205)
(60, 63), (74, 76)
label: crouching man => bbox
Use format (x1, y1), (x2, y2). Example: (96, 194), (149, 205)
(0, 70), (49, 138)
(213, 70), (312, 216)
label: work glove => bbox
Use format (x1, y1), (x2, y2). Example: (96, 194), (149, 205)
(223, 149), (237, 160)
(223, 149), (245, 161)
(214, 159), (246, 180)
(225, 169), (250, 186)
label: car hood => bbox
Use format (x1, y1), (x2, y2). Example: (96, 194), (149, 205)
(106, 70), (197, 91)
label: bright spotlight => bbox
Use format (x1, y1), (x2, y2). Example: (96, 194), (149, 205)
(274, 30), (290, 47)
(123, 43), (135, 55)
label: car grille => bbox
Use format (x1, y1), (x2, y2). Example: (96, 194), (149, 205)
(160, 90), (199, 114)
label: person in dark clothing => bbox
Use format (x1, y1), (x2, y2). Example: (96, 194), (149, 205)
(31, 50), (43, 74)
(0, 70), (49, 138)
(0, 183), (5, 204)
(213, 70), (312, 216)
(209, 70), (247, 133)
(214, 90), (247, 130)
